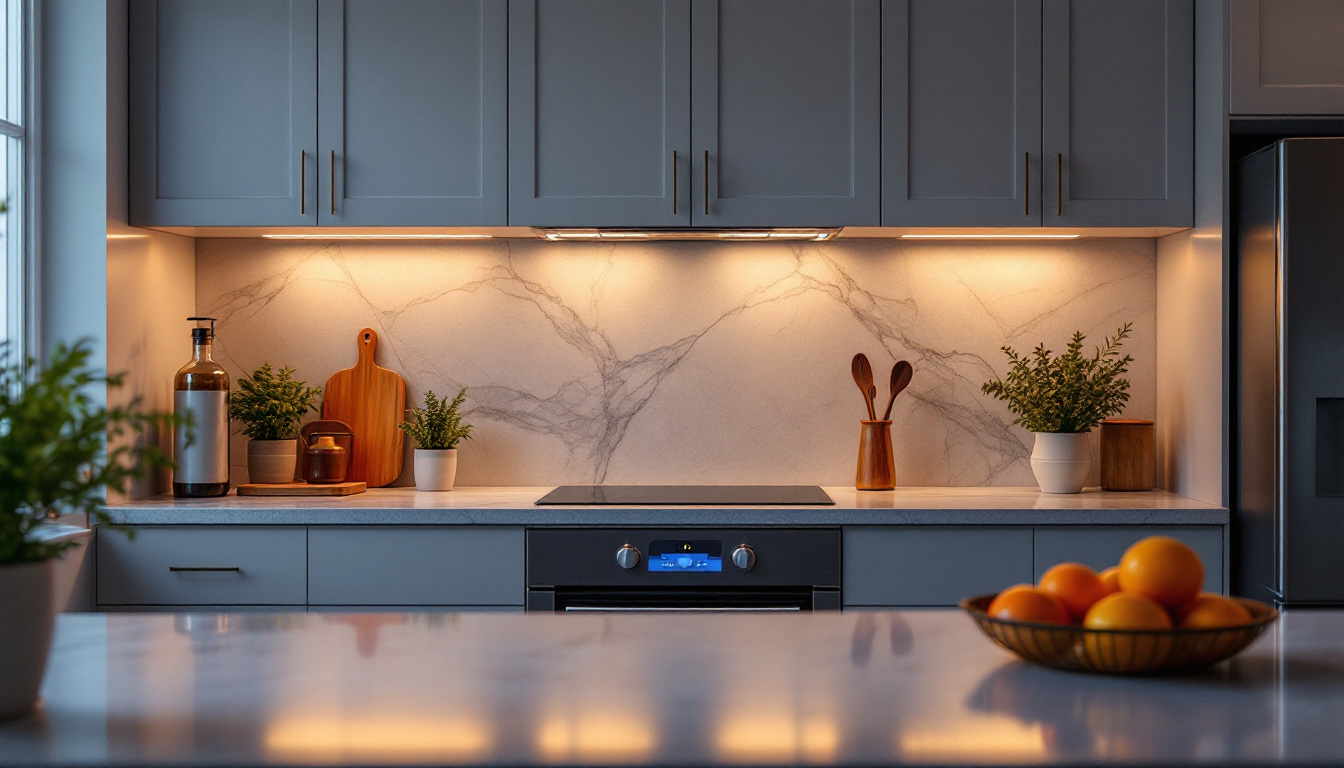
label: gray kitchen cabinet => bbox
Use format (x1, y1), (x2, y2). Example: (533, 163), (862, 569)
(882, 0), (1042, 227)
(1230, 0), (1344, 115)
(843, 527), (1035, 607)
(691, 0), (880, 226)
(129, 0), (318, 226)
(1033, 526), (1225, 593)
(508, 0), (691, 227)
(307, 527), (525, 606)
(317, 0), (507, 225)
(97, 527), (308, 607)
(1042, 0), (1193, 227)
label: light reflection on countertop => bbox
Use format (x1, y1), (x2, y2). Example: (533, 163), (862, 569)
(1, 609), (1333, 766)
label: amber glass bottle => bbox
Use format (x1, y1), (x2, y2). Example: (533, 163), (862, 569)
(173, 317), (230, 497)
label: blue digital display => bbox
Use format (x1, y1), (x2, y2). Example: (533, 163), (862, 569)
(647, 540), (723, 572)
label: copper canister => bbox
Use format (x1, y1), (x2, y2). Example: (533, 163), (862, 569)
(304, 434), (349, 484)
(1099, 419), (1156, 491)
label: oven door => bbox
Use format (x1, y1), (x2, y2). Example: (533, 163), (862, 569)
(527, 587), (841, 612)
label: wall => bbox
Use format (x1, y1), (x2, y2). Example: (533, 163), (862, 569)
(198, 238), (1156, 488)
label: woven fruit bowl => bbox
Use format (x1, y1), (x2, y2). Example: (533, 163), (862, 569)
(960, 594), (1278, 674)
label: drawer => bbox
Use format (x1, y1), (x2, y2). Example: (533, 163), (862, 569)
(97, 526), (307, 606)
(1033, 526), (1224, 593)
(843, 527), (1033, 606)
(307, 527), (525, 606)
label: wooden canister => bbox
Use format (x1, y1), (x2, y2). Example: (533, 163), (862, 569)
(856, 420), (896, 490)
(1099, 419), (1156, 491)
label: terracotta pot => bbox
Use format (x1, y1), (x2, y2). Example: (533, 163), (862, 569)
(246, 438), (298, 484)
(414, 448), (459, 491)
(1030, 432), (1092, 494)
(0, 560), (55, 720)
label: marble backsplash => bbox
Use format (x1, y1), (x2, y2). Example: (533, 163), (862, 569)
(196, 238), (1156, 487)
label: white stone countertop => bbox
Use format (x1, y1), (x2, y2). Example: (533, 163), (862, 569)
(0, 608), (1335, 766)
(104, 486), (1228, 526)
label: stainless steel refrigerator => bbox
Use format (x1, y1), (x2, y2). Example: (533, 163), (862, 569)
(1236, 138), (1344, 606)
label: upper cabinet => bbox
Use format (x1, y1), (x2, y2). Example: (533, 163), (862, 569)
(130, 0), (507, 227)
(882, 0), (1192, 229)
(508, 0), (880, 228)
(129, 0), (317, 226)
(1230, 0), (1344, 115)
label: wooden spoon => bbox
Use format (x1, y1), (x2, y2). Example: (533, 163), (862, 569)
(882, 360), (914, 420)
(851, 353), (876, 420)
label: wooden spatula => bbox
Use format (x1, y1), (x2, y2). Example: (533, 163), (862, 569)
(882, 360), (914, 420)
(322, 328), (406, 487)
(851, 353), (876, 420)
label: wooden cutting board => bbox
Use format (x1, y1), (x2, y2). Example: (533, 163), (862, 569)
(322, 328), (406, 487)
(237, 481), (366, 497)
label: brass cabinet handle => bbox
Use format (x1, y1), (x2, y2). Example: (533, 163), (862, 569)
(300, 149), (306, 215)
(1056, 153), (1063, 217)
(1024, 152), (1029, 216)
(703, 149), (710, 216)
(169, 566), (242, 573)
(672, 150), (678, 215)
(330, 150), (336, 216)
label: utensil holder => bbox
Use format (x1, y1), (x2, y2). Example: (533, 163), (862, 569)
(856, 420), (895, 490)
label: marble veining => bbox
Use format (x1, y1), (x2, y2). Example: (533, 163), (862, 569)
(197, 239), (1155, 487)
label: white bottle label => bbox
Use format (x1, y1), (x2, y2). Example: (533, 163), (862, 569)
(174, 390), (229, 484)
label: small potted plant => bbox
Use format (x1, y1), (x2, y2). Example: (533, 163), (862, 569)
(229, 362), (321, 484)
(400, 388), (473, 491)
(0, 341), (174, 719)
(982, 323), (1134, 494)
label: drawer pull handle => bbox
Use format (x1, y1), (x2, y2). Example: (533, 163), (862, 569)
(169, 566), (242, 573)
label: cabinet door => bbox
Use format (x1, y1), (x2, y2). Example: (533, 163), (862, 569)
(691, 0), (879, 226)
(1033, 526), (1224, 593)
(882, 0), (1041, 227)
(843, 527), (1034, 606)
(317, 0), (507, 225)
(1042, 0), (1193, 227)
(509, 0), (690, 227)
(129, 0), (318, 226)
(1230, 0), (1344, 115)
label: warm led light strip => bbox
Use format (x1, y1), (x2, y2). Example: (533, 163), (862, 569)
(261, 233), (493, 240)
(899, 234), (1080, 239)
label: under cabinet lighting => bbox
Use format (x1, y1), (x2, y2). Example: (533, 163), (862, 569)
(534, 228), (840, 242)
(899, 234), (1080, 240)
(261, 233), (493, 240)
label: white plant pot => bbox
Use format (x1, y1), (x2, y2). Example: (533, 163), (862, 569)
(414, 448), (459, 491)
(0, 560), (55, 720)
(246, 438), (298, 484)
(1030, 431), (1092, 494)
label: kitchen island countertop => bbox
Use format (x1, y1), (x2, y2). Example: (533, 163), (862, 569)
(0, 608), (1335, 766)
(104, 486), (1226, 526)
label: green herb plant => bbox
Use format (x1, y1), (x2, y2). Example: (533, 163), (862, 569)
(229, 363), (321, 441)
(399, 388), (473, 450)
(981, 323), (1134, 433)
(0, 340), (179, 563)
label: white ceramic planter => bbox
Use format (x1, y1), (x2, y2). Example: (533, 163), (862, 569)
(246, 439), (298, 484)
(414, 448), (459, 491)
(1030, 431), (1092, 494)
(0, 560), (55, 720)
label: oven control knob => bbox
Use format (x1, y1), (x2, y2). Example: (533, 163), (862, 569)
(616, 544), (641, 570)
(731, 545), (756, 571)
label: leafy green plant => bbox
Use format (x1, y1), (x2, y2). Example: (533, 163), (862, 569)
(399, 388), (473, 450)
(981, 323), (1134, 433)
(228, 363), (321, 441)
(0, 340), (178, 563)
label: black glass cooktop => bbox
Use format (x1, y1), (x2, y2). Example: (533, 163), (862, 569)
(535, 485), (835, 506)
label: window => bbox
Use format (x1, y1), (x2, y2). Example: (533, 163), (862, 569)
(0, 0), (28, 357)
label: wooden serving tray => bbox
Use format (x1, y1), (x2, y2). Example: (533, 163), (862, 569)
(236, 482), (366, 497)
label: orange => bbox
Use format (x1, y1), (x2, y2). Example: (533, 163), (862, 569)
(1038, 562), (1111, 622)
(1178, 594), (1253, 629)
(1082, 592), (1175, 670)
(1117, 536), (1204, 611)
(987, 586), (1070, 625)
(1083, 592), (1174, 630)
(1098, 566), (1121, 594)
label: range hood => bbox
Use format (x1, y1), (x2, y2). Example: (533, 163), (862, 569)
(533, 227), (841, 242)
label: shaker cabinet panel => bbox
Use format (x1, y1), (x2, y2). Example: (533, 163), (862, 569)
(1041, 0), (1193, 227)
(508, 0), (691, 226)
(129, 0), (318, 226)
(881, 0), (1041, 227)
(691, 0), (880, 226)
(1230, 0), (1344, 115)
(317, 0), (507, 225)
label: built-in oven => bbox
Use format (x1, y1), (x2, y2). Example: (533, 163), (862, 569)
(526, 528), (841, 612)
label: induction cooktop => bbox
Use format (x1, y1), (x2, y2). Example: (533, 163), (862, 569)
(535, 485), (835, 506)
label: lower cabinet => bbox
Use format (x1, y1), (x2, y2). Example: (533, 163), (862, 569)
(1032, 526), (1224, 593)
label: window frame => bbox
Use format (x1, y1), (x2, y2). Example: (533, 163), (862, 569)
(0, 0), (35, 362)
